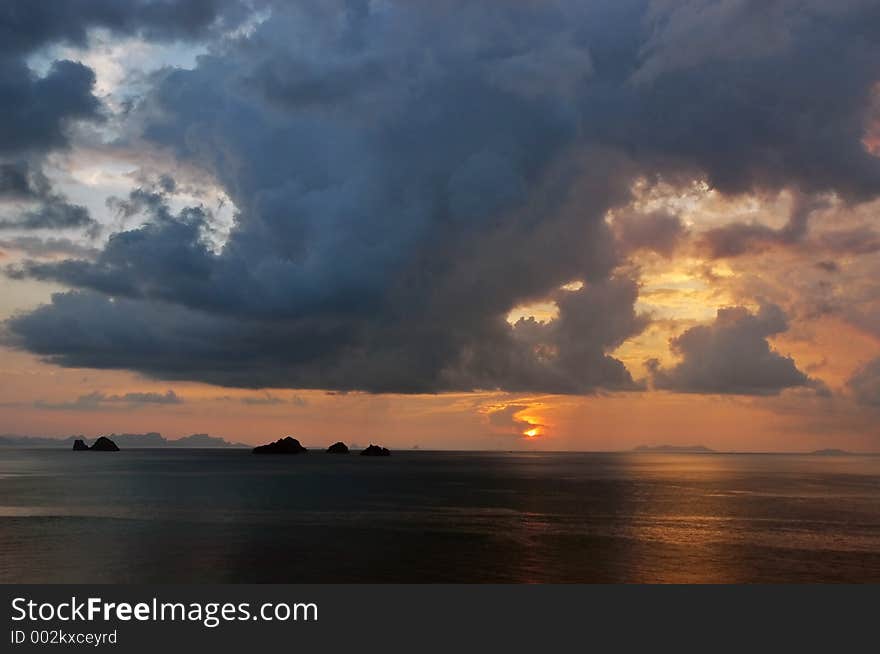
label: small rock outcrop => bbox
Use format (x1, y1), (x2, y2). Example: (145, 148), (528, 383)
(360, 444), (391, 456)
(253, 436), (307, 454)
(326, 441), (349, 454)
(72, 439), (89, 451)
(90, 436), (120, 452)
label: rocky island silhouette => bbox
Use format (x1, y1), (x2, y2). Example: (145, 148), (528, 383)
(251, 438), (391, 456)
(252, 436), (307, 454)
(73, 436), (120, 451)
(360, 444), (391, 456)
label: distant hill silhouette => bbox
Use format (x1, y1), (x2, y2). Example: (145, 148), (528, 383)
(634, 445), (715, 453)
(0, 432), (247, 448)
(326, 442), (349, 454)
(0, 434), (86, 448)
(809, 448), (852, 456)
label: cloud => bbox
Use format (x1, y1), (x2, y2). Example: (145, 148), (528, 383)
(818, 226), (880, 256)
(617, 0), (880, 200)
(699, 193), (829, 259)
(0, 1), (251, 236)
(0, 201), (94, 232)
(35, 389), (183, 410)
(611, 209), (687, 258)
(848, 358), (880, 407)
(486, 403), (540, 438)
(240, 393), (307, 406)
(0, 161), (97, 233)
(649, 304), (820, 396)
(0, 236), (99, 259)
(0, 0), (248, 57)
(0, 60), (101, 157)
(5, 1), (880, 394)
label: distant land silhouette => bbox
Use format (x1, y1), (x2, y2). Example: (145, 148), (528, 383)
(634, 445), (715, 453)
(327, 442), (349, 454)
(810, 448), (852, 456)
(0, 432), (247, 448)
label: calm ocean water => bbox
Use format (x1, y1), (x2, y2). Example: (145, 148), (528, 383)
(1, 449), (879, 583)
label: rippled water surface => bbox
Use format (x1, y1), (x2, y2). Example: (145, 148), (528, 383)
(1, 449), (879, 582)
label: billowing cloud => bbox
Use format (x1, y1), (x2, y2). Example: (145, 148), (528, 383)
(650, 304), (827, 395)
(5, 1), (880, 394)
(0, 60), (101, 157)
(649, 304), (820, 395)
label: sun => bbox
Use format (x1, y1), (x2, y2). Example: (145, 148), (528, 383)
(523, 427), (541, 439)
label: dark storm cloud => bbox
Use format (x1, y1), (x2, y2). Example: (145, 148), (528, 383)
(649, 304), (819, 396)
(0, 59), (101, 156)
(6, 1), (880, 393)
(0, 59), (100, 235)
(0, 0), (249, 56)
(847, 358), (880, 407)
(606, 0), (880, 200)
(0, 0), (250, 156)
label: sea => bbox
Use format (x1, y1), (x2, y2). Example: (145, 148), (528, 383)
(1, 449), (879, 583)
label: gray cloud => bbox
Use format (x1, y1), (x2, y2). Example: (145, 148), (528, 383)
(649, 304), (820, 396)
(848, 358), (880, 407)
(699, 193), (829, 259)
(6, 1), (880, 394)
(612, 209), (687, 258)
(818, 226), (880, 256)
(0, 161), (97, 232)
(240, 393), (307, 406)
(0, 60), (101, 157)
(0, 236), (99, 259)
(0, 0), (249, 57)
(35, 389), (183, 410)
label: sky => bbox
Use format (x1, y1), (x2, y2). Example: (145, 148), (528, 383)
(0, 0), (879, 451)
